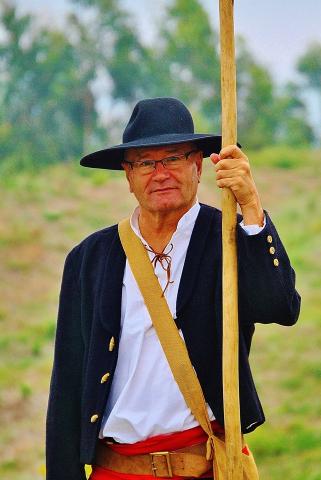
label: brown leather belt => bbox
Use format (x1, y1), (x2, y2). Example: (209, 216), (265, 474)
(94, 439), (214, 478)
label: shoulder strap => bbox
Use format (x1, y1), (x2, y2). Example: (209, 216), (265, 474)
(118, 218), (218, 463)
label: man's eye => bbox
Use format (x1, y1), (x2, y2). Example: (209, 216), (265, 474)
(139, 160), (154, 168)
(165, 156), (180, 163)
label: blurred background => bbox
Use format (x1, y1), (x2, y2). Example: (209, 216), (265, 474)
(0, 0), (320, 479)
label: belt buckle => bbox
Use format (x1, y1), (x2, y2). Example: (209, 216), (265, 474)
(150, 451), (173, 478)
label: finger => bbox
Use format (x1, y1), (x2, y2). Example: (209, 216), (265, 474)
(210, 153), (220, 164)
(215, 158), (248, 172)
(215, 159), (237, 171)
(216, 168), (249, 180)
(219, 145), (245, 160)
(216, 177), (244, 190)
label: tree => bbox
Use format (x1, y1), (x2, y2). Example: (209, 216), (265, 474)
(236, 41), (279, 149)
(0, 0), (316, 173)
(69, 0), (159, 145)
(0, 3), (98, 170)
(275, 82), (315, 146)
(297, 43), (321, 143)
(297, 43), (321, 93)
(237, 41), (314, 149)
(159, 0), (221, 133)
(70, 0), (153, 102)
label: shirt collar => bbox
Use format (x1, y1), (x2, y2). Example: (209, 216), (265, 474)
(130, 201), (200, 246)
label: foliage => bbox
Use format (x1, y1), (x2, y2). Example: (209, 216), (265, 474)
(0, 0), (318, 174)
(69, 0), (154, 102)
(0, 3), (98, 171)
(237, 42), (278, 148)
(158, 0), (221, 132)
(275, 82), (315, 146)
(237, 42), (314, 149)
(296, 42), (321, 143)
(297, 42), (321, 93)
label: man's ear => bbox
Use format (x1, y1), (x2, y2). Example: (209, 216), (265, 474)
(196, 152), (203, 181)
(122, 163), (134, 193)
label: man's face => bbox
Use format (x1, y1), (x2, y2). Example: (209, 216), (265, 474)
(122, 143), (203, 216)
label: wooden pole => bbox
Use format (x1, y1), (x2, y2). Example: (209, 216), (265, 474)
(219, 1), (243, 479)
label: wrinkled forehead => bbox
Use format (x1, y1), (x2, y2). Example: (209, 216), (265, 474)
(125, 142), (195, 161)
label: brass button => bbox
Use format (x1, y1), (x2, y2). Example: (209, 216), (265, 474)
(273, 258), (279, 267)
(269, 246), (275, 255)
(90, 414), (99, 423)
(101, 373), (110, 384)
(109, 337), (115, 352)
(267, 235), (273, 244)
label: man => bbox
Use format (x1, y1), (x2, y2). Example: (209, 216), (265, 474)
(46, 97), (300, 480)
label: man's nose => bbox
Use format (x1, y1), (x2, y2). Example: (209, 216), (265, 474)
(152, 160), (170, 177)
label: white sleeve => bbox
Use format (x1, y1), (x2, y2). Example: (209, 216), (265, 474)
(239, 214), (266, 236)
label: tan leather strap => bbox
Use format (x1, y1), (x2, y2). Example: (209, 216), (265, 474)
(118, 218), (221, 477)
(95, 440), (214, 477)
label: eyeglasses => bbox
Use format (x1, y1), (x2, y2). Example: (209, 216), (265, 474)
(123, 150), (199, 175)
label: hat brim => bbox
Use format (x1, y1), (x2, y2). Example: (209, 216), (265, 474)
(80, 133), (222, 170)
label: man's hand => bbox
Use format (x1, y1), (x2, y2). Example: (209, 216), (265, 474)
(210, 145), (264, 226)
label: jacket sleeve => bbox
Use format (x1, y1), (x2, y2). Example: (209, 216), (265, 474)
(46, 248), (87, 480)
(237, 211), (301, 326)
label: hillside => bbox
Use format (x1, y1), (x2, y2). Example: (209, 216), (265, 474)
(0, 148), (320, 480)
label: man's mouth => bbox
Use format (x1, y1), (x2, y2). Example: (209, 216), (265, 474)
(152, 187), (177, 193)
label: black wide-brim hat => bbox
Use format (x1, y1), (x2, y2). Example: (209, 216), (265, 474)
(80, 97), (222, 170)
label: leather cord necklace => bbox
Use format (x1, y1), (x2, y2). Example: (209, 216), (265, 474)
(144, 243), (174, 296)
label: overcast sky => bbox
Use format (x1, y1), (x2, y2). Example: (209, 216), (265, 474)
(14, 0), (321, 84)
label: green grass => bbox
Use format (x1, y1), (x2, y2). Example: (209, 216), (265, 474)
(248, 145), (318, 169)
(0, 148), (320, 479)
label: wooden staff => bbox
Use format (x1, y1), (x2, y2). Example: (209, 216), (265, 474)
(219, 1), (243, 479)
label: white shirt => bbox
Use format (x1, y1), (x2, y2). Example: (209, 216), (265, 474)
(99, 203), (265, 443)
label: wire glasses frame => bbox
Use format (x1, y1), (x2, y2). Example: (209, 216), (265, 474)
(122, 149), (199, 175)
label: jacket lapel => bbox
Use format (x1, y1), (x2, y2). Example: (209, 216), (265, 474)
(99, 231), (126, 334)
(176, 204), (219, 320)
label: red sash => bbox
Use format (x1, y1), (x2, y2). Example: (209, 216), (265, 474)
(90, 421), (249, 479)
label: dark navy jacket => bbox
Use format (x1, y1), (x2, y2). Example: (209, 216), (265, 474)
(46, 204), (300, 480)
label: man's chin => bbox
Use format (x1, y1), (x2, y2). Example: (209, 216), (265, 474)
(148, 200), (192, 214)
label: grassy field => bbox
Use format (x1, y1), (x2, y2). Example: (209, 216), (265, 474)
(0, 147), (320, 479)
